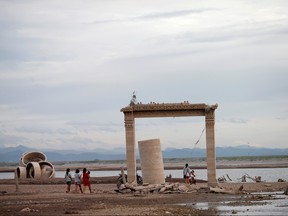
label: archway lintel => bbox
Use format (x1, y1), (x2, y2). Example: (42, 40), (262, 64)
(121, 102), (217, 115)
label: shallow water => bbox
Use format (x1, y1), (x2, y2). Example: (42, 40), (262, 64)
(0, 168), (287, 182)
(164, 168), (288, 182)
(182, 192), (288, 216)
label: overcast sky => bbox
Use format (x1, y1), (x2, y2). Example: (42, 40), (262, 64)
(0, 0), (288, 151)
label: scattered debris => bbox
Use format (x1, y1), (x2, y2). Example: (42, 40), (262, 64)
(0, 191), (7, 195)
(20, 207), (38, 212)
(117, 173), (143, 189)
(116, 182), (199, 194)
(210, 185), (245, 195)
(218, 176), (227, 182)
(210, 187), (235, 195)
(237, 175), (247, 182)
(218, 174), (233, 182)
(226, 174), (232, 181)
(166, 174), (172, 179)
(64, 210), (79, 214)
(238, 185), (244, 191)
(254, 176), (261, 182)
(237, 174), (262, 183)
(284, 187), (288, 195)
(116, 182), (247, 195)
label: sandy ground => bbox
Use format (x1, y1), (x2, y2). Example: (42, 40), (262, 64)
(1, 177), (287, 216)
(1, 159), (288, 215)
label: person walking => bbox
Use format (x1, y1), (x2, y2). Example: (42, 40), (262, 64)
(65, 168), (72, 193)
(82, 168), (92, 193)
(74, 169), (83, 193)
(183, 163), (191, 184)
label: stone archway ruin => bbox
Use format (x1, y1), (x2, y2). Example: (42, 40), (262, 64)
(121, 101), (218, 186)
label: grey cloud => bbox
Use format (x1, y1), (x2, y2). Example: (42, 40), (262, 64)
(0, 18), (56, 63)
(15, 127), (53, 134)
(66, 121), (100, 126)
(67, 120), (121, 127)
(92, 19), (120, 24)
(98, 127), (118, 133)
(56, 128), (76, 135)
(0, 133), (27, 146)
(15, 127), (76, 135)
(275, 117), (287, 120)
(180, 21), (288, 44)
(134, 9), (213, 20)
(59, 137), (103, 145)
(123, 49), (203, 61)
(136, 121), (159, 127)
(0, 80), (126, 115)
(95, 22), (288, 66)
(0, 1), (287, 150)
(0, 36), (71, 63)
(136, 117), (203, 128)
(58, 137), (107, 146)
(66, 121), (122, 133)
(221, 118), (248, 124)
(92, 8), (212, 24)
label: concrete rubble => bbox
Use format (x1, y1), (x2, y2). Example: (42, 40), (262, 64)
(115, 182), (245, 195)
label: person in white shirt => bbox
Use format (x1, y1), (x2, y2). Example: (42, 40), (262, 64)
(183, 163), (191, 184)
(64, 168), (72, 193)
(74, 169), (83, 193)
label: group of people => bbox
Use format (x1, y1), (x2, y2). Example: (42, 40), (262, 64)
(64, 168), (92, 193)
(64, 164), (195, 192)
(183, 163), (196, 184)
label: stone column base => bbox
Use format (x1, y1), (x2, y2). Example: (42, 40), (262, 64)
(208, 182), (219, 187)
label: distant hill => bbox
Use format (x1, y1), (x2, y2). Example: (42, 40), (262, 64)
(0, 145), (126, 163)
(0, 145), (287, 163)
(163, 146), (288, 158)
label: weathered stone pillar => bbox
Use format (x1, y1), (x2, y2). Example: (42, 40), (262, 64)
(138, 139), (165, 184)
(205, 105), (218, 187)
(124, 112), (137, 183)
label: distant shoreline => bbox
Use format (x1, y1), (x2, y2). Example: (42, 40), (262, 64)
(1, 162), (288, 173)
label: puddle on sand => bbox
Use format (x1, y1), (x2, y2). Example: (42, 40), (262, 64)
(180, 192), (288, 216)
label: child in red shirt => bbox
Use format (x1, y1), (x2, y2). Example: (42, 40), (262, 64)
(82, 168), (92, 193)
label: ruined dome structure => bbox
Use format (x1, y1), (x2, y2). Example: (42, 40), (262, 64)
(16, 151), (55, 179)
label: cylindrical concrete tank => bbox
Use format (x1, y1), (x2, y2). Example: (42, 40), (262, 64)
(19, 152), (47, 167)
(16, 166), (27, 179)
(138, 139), (165, 184)
(26, 162), (41, 179)
(19, 152), (28, 167)
(39, 161), (55, 178)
